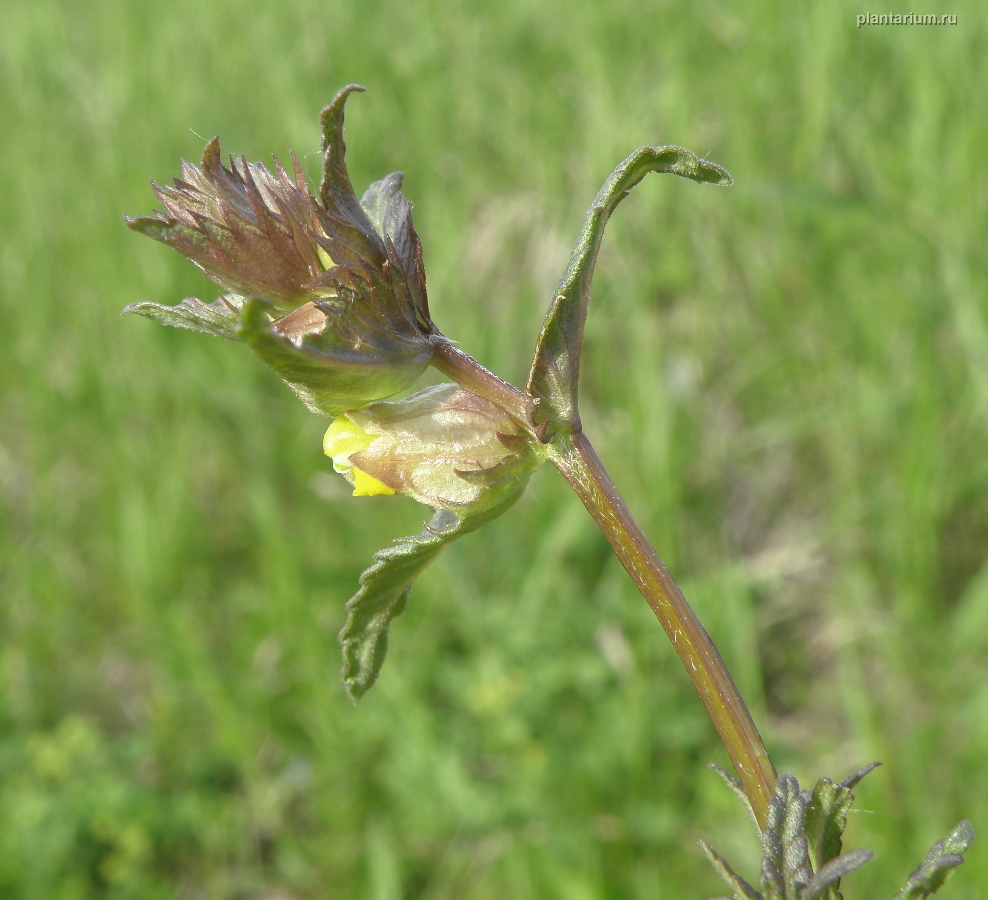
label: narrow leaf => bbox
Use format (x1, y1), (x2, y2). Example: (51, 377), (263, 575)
(710, 763), (760, 833)
(339, 509), (460, 701)
(760, 774), (812, 898)
(804, 778), (853, 873)
(760, 857), (784, 900)
(800, 849), (873, 900)
(527, 145), (731, 440)
(318, 83), (384, 257)
(837, 761), (881, 791)
(122, 296), (240, 340)
(699, 840), (763, 900)
(894, 821), (973, 899)
(339, 464), (531, 702)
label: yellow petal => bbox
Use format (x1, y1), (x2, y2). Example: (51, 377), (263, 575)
(324, 416), (375, 472)
(352, 466), (396, 497)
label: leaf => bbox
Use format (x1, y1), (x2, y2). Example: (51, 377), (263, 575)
(837, 761), (881, 791)
(894, 821), (973, 899)
(760, 774), (811, 899)
(122, 295), (240, 340)
(760, 857), (784, 900)
(710, 763), (760, 834)
(800, 849), (873, 900)
(699, 839), (763, 900)
(526, 145), (731, 440)
(318, 84), (387, 263)
(338, 454), (534, 702)
(361, 172), (405, 239)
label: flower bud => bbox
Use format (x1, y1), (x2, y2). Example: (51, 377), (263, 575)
(323, 385), (543, 510)
(125, 85), (436, 416)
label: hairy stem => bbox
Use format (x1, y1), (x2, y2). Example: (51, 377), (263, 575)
(551, 431), (777, 828)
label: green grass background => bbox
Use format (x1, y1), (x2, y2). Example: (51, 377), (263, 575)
(1, 0), (986, 896)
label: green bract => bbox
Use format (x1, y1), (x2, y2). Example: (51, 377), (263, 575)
(124, 85), (435, 416)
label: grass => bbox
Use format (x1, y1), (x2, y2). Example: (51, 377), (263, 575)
(0, 0), (985, 896)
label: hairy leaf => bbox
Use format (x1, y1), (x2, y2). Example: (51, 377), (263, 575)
(527, 145), (731, 440)
(122, 295), (240, 340)
(700, 840), (763, 900)
(894, 821), (973, 899)
(760, 775), (812, 899)
(800, 849), (873, 900)
(804, 763), (879, 876)
(710, 763), (760, 833)
(339, 453), (534, 701)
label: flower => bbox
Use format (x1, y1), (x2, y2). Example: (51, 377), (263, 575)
(124, 85), (435, 416)
(324, 384), (544, 510)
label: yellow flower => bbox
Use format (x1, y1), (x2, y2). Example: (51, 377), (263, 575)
(323, 417), (395, 497)
(323, 385), (542, 510)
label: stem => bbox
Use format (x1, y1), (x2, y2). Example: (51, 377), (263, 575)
(428, 334), (776, 825)
(551, 430), (777, 828)
(430, 336), (537, 433)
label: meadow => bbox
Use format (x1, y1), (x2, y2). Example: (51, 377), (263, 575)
(0, 0), (985, 896)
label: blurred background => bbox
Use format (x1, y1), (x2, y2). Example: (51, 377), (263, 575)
(1, 0), (985, 896)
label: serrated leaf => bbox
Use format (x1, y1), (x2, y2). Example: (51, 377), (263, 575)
(527, 145), (731, 440)
(800, 849), (873, 900)
(699, 840), (763, 900)
(760, 774), (812, 899)
(802, 762), (880, 880)
(122, 296), (240, 339)
(894, 821), (973, 899)
(804, 779), (852, 874)
(339, 460), (532, 702)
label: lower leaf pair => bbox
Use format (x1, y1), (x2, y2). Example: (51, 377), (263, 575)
(702, 764), (972, 900)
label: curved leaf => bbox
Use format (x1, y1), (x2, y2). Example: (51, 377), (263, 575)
(894, 821), (974, 899)
(527, 145), (731, 440)
(339, 448), (537, 702)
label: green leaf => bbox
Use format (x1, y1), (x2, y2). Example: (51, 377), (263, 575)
(760, 775), (812, 899)
(699, 839), (763, 900)
(122, 295), (240, 340)
(804, 763), (879, 875)
(836, 761), (881, 791)
(360, 173), (405, 239)
(760, 857), (784, 900)
(338, 452), (534, 702)
(526, 145), (731, 440)
(894, 821), (973, 899)
(339, 509), (458, 702)
(710, 763), (760, 833)
(800, 849), (873, 900)
(318, 83), (384, 258)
